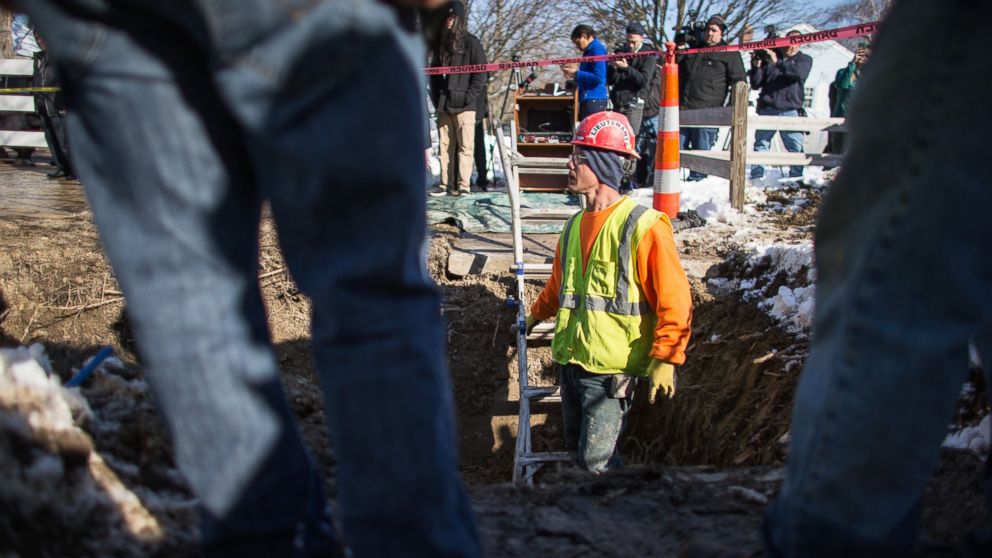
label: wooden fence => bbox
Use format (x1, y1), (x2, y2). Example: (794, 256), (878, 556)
(681, 81), (845, 210)
(0, 58), (46, 149)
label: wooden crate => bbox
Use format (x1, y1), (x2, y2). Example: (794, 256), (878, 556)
(513, 93), (577, 191)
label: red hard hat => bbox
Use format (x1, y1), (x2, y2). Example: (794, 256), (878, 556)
(571, 111), (640, 159)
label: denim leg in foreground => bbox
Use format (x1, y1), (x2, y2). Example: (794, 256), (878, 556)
(212, 9), (481, 557)
(558, 363), (627, 473)
(24, 14), (335, 558)
(27, 1), (481, 556)
(764, 1), (992, 555)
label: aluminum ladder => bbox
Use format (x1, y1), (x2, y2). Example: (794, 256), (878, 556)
(494, 124), (578, 485)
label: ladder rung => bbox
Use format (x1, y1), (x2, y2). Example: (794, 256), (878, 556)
(511, 262), (552, 278)
(522, 386), (560, 402)
(517, 452), (572, 467)
(516, 167), (569, 175)
(520, 208), (577, 221)
(526, 322), (555, 341)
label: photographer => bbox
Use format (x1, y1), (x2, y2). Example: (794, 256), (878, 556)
(607, 22), (657, 138)
(748, 29), (812, 179)
(676, 15), (746, 181)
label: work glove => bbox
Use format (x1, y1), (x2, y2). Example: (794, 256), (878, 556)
(524, 315), (539, 335)
(647, 359), (676, 403)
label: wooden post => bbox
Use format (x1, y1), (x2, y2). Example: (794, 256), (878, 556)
(729, 81), (749, 211)
(0, 9), (13, 58)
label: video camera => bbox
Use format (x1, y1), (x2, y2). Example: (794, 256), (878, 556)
(673, 9), (706, 48)
(753, 25), (779, 64)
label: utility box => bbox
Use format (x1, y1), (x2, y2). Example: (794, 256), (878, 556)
(512, 92), (577, 191)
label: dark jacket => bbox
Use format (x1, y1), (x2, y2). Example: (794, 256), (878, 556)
(429, 32), (487, 114)
(642, 62), (662, 119)
(748, 51), (813, 111)
(677, 43), (746, 109)
(830, 62), (860, 118)
(607, 44), (657, 110)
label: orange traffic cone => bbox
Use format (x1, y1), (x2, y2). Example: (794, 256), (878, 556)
(652, 42), (680, 220)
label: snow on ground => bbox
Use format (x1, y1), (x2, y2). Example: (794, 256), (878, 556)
(944, 415), (991, 456)
(631, 169), (821, 335)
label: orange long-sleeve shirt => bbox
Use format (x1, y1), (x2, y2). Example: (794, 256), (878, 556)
(529, 198), (692, 365)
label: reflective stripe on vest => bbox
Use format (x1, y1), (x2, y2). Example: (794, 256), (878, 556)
(558, 203), (650, 315)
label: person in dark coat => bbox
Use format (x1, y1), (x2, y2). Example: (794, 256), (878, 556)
(633, 58), (662, 191)
(428, 0), (487, 197)
(32, 33), (73, 180)
(607, 22), (657, 138)
(471, 76), (490, 191)
(676, 14), (746, 181)
(748, 29), (813, 179)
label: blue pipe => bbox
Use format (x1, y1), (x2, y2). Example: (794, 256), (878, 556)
(66, 346), (114, 387)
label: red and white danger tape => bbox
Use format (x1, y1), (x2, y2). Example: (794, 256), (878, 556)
(423, 21), (879, 75)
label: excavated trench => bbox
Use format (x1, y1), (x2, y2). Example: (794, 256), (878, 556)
(428, 224), (809, 485)
(1, 189), (988, 556)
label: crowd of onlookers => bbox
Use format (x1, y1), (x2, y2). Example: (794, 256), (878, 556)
(426, 6), (871, 196)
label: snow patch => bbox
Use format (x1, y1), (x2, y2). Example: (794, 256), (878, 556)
(944, 415), (991, 457)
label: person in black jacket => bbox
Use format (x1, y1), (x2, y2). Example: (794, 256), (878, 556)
(632, 60), (662, 192)
(32, 33), (73, 180)
(428, 1), (487, 197)
(607, 22), (656, 137)
(748, 29), (813, 179)
(677, 15), (746, 181)
(471, 76), (490, 191)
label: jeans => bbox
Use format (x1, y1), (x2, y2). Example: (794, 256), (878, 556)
(680, 126), (718, 180)
(635, 115), (659, 189)
(23, 2), (480, 557)
(473, 119), (489, 188)
(558, 363), (629, 473)
(579, 98), (608, 120)
(764, 0), (992, 555)
(752, 108), (805, 178)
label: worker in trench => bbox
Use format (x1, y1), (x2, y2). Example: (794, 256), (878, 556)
(525, 111), (693, 473)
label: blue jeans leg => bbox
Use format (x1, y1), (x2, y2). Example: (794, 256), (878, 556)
(47, 26), (336, 558)
(764, 0), (992, 554)
(558, 364), (628, 473)
(780, 125), (805, 178)
(752, 128), (774, 178)
(26, 2), (481, 557)
(579, 98), (608, 120)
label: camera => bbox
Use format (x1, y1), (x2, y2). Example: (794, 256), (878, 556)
(673, 9), (706, 48)
(753, 25), (779, 65)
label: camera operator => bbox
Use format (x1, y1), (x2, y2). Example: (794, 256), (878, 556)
(607, 22), (657, 138)
(748, 29), (812, 180)
(676, 15), (746, 181)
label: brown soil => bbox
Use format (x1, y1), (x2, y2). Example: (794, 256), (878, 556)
(0, 165), (987, 556)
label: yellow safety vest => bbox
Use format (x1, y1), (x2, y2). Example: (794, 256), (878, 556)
(551, 197), (667, 376)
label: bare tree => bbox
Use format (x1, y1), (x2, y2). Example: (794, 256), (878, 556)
(817, 0), (892, 25)
(466, 0), (577, 122)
